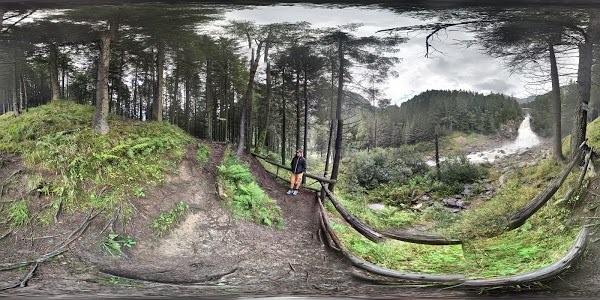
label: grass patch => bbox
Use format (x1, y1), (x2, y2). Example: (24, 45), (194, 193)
(328, 149), (587, 279)
(330, 211), (579, 278)
(196, 143), (210, 165)
(6, 201), (30, 227)
(0, 100), (192, 222)
(218, 148), (283, 228)
(152, 201), (189, 238)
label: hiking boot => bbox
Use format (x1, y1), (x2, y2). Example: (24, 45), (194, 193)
(292, 190), (299, 196)
(286, 189), (294, 195)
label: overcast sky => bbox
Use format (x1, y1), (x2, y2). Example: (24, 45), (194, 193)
(214, 4), (575, 105)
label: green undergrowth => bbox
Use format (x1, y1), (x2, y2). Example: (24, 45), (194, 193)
(218, 148), (284, 228)
(0, 100), (192, 225)
(328, 150), (588, 280)
(331, 215), (578, 278)
(196, 143), (210, 165)
(102, 233), (137, 256)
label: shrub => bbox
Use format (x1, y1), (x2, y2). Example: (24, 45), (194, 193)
(346, 148), (424, 188)
(439, 155), (488, 184)
(217, 150), (283, 228)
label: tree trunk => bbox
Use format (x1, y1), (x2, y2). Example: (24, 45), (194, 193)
(22, 74), (28, 112)
(92, 20), (117, 135)
(570, 41), (593, 158)
(256, 61), (272, 152)
(152, 42), (165, 121)
(114, 49), (124, 116)
(281, 69), (287, 165)
(133, 67), (138, 119)
(549, 43), (564, 163)
(0, 8), (4, 31)
(237, 41), (263, 158)
(48, 43), (60, 101)
(435, 129), (440, 178)
(303, 69), (308, 184)
(172, 62), (180, 125)
(295, 69), (301, 152)
(329, 38), (344, 192)
(206, 59), (213, 139)
(184, 76), (190, 132)
(12, 61), (19, 116)
(19, 74), (24, 112)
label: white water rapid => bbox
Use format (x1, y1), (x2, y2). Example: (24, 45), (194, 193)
(467, 114), (541, 163)
(426, 114), (542, 166)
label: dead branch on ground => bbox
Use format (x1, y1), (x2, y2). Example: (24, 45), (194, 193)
(0, 208), (102, 271)
(0, 263), (38, 291)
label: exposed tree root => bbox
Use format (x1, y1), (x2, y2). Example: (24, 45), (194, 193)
(98, 205), (120, 238)
(98, 267), (239, 285)
(0, 230), (12, 240)
(0, 208), (102, 271)
(0, 263), (38, 291)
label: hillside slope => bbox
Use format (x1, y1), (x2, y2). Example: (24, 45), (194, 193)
(1, 102), (600, 297)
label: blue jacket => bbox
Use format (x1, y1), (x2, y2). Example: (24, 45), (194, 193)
(291, 156), (307, 174)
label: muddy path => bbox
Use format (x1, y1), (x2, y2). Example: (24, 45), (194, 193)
(1, 141), (599, 298)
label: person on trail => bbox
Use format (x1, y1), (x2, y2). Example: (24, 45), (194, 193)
(286, 150), (306, 196)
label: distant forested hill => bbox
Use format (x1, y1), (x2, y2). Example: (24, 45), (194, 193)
(374, 90), (522, 146)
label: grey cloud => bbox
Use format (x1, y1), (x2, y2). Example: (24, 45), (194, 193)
(473, 79), (515, 93)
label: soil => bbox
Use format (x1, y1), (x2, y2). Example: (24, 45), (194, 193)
(1, 140), (600, 298)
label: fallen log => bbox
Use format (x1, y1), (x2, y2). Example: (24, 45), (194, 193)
(560, 149), (593, 205)
(507, 146), (586, 230)
(462, 226), (588, 287)
(320, 182), (384, 243)
(316, 197), (465, 283)
(381, 228), (461, 245)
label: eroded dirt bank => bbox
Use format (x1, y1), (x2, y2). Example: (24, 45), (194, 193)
(1, 141), (600, 298)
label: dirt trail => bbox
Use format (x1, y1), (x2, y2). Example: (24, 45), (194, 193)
(1, 141), (600, 298)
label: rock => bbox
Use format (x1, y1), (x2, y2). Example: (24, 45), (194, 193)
(422, 195), (431, 201)
(368, 203), (386, 210)
(442, 198), (457, 207)
(456, 200), (466, 208)
(454, 194), (463, 199)
(413, 202), (424, 209)
(452, 209), (460, 213)
(462, 188), (473, 195)
(485, 185), (494, 191)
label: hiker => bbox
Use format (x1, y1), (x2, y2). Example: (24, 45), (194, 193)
(286, 150), (306, 196)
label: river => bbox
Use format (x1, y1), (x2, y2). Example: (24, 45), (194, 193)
(427, 114), (542, 166)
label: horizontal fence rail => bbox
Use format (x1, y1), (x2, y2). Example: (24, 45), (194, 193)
(462, 226), (588, 287)
(507, 143), (589, 230)
(251, 152), (336, 184)
(254, 147), (591, 285)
